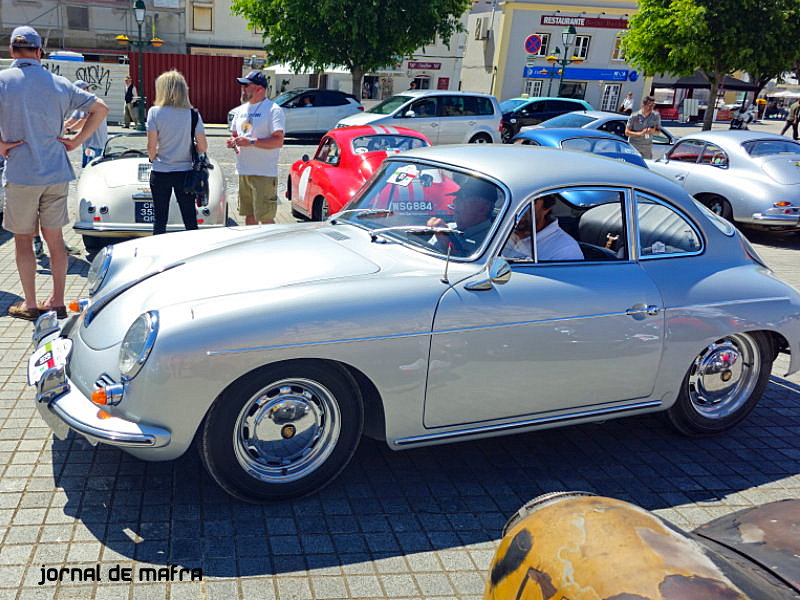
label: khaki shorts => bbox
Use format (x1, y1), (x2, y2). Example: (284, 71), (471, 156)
(238, 175), (277, 222)
(2, 181), (69, 234)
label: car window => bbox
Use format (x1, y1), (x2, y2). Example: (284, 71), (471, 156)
(440, 95), (466, 117)
(520, 101), (545, 114)
(408, 98), (438, 118)
(473, 97), (495, 116)
(368, 95), (413, 115)
(668, 140), (704, 163)
(560, 138), (593, 153)
(538, 113), (595, 128)
(551, 100), (585, 112)
(502, 188), (628, 263)
(351, 134), (429, 154)
(597, 119), (627, 138)
(652, 130), (671, 145)
(743, 139), (800, 156)
(635, 192), (702, 257)
(314, 137), (340, 165)
(316, 91), (347, 106)
(337, 160), (507, 259)
(103, 133), (148, 157)
(699, 142), (728, 166)
(513, 138), (541, 146)
(500, 99), (528, 112)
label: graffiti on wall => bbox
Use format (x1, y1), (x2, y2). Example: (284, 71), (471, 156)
(39, 62), (113, 96)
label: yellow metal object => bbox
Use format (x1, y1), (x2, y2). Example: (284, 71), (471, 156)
(484, 494), (748, 600)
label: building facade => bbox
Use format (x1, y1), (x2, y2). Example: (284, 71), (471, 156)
(462, 0), (645, 110)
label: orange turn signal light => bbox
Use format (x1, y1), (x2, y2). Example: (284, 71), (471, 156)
(91, 388), (108, 405)
(68, 301), (80, 313)
(776, 201), (791, 207)
(97, 410), (112, 419)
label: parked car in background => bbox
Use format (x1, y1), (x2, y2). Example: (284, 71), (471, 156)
(288, 125), (431, 220)
(72, 133), (227, 253)
(500, 97), (592, 142)
(512, 128), (648, 168)
(227, 88), (363, 137)
(336, 90), (501, 144)
(29, 145), (800, 502)
(648, 131), (800, 228)
(526, 110), (677, 159)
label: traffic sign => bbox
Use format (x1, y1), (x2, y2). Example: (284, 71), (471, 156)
(524, 34), (542, 54)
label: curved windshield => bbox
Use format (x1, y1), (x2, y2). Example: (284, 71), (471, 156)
(351, 134), (429, 154)
(274, 90), (303, 105)
(367, 95), (413, 115)
(742, 139), (800, 157)
(561, 137), (639, 155)
(335, 160), (506, 259)
(103, 133), (147, 158)
(500, 98), (528, 113)
(538, 113), (595, 128)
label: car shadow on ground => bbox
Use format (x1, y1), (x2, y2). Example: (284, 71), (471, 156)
(741, 227), (800, 250)
(45, 372), (800, 578)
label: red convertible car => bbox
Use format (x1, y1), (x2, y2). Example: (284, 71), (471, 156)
(288, 125), (430, 220)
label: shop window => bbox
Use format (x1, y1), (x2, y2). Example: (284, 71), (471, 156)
(193, 4), (212, 31)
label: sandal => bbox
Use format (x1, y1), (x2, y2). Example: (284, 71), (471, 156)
(7, 301), (40, 321)
(37, 303), (67, 319)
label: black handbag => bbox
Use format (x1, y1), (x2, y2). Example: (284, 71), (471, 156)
(183, 109), (213, 206)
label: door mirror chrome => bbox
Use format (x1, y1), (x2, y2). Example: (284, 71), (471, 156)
(464, 258), (512, 291)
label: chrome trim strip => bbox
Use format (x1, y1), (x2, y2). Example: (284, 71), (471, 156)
(752, 212), (800, 224)
(665, 296), (790, 311)
(393, 400), (663, 446)
(207, 310), (639, 356)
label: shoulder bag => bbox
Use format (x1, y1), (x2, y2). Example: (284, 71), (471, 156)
(183, 108), (213, 206)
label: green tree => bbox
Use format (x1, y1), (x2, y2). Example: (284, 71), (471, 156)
(624, 0), (800, 130)
(231, 0), (471, 100)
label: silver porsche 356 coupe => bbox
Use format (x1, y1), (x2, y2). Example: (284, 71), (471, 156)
(28, 145), (800, 502)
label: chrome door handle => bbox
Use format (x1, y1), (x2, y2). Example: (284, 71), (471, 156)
(674, 175), (685, 182)
(626, 304), (660, 317)
(430, 123), (438, 127)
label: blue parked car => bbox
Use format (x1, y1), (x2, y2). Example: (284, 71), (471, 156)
(500, 97), (593, 142)
(512, 128), (648, 168)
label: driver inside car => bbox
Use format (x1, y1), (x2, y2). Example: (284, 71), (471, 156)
(426, 180), (497, 256)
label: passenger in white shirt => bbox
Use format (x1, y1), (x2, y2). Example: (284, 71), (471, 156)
(503, 194), (582, 261)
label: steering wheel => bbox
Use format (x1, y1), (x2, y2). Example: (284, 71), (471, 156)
(119, 149), (147, 157)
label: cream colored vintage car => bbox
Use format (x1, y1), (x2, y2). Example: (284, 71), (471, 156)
(28, 145), (800, 503)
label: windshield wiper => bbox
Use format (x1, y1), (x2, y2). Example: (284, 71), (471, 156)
(330, 208), (394, 224)
(368, 225), (461, 242)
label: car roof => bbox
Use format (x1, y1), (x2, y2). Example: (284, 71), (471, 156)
(394, 90), (497, 99)
(328, 125), (428, 140)
(675, 130), (794, 144)
(397, 145), (681, 199)
(514, 128), (626, 144)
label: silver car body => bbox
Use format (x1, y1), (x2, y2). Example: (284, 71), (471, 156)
(72, 133), (227, 240)
(337, 90), (502, 144)
(28, 146), (800, 499)
(647, 131), (800, 228)
(523, 109), (677, 159)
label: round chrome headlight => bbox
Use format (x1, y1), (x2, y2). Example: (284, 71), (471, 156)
(119, 311), (159, 380)
(87, 246), (113, 295)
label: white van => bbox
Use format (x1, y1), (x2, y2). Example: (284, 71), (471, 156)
(337, 90), (501, 144)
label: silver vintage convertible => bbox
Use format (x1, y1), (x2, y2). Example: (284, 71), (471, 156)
(28, 146), (800, 502)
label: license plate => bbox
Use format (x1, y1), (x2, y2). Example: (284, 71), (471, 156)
(27, 338), (72, 386)
(390, 201), (434, 213)
(134, 201), (155, 224)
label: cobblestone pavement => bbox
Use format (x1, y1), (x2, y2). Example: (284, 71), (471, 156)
(0, 119), (799, 599)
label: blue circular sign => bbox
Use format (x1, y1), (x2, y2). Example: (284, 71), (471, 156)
(629, 70), (639, 82)
(525, 35), (542, 54)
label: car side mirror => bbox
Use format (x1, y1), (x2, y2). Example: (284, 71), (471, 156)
(464, 258), (512, 291)
(403, 110), (415, 118)
(301, 154), (309, 162)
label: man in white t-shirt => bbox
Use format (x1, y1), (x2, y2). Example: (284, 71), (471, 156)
(533, 194), (582, 261)
(227, 71), (285, 224)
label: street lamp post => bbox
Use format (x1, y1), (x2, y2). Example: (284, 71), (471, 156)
(544, 25), (583, 97)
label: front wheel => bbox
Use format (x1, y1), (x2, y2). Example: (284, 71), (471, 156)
(199, 361), (364, 502)
(312, 196), (330, 221)
(469, 133), (493, 144)
(702, 195), (733, 222)
(668, 332), (772, 436)
(500, 125), (514, 143)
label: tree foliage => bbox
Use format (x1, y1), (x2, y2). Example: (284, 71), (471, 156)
(231, 0), (472, 98)
(623, 0), (800, 130)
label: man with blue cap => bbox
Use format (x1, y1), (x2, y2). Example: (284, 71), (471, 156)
(0, 25), (109, 320)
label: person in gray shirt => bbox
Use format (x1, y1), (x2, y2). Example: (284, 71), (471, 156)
(146, 69), (208, 235)
(625, 96), (662, 159)
(0, 25), (108, 320)
(63, 79), (108, 167)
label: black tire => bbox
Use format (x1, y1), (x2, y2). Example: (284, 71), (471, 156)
(500, 124), (514, 143)
(668, 332), (772, 437)
(702, 195), (733, 222)
(312, 196), (329, 221)
(285, 175), (292, 201)
(469, 133), (493, 144)
(199, 360), (364, 502)
(82, 235), (110, 254)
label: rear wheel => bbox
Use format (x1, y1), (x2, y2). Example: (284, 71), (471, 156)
(469, 133), (493, 144)
(312, 196), (330, 221)
(199, 361), (364, 502)
(82, 235), (110, 254)
(668, 332), (772, 436)
(500, 124), (514, 143)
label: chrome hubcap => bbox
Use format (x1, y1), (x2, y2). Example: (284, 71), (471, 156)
(234, 378), (341, 483)
(687, 335), (759, 419)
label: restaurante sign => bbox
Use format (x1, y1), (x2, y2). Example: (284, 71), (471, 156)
(540, 15), (628, 29)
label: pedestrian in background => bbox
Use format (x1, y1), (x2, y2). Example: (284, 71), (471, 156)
(123, 75), (137, 128)
(0, 25), (108, 320)
(146, 69), (207, 235)
(63, 80), (108, 167)
(625, 96), (662, 159)
(618, 92), (634, 115)
(780, 97), (800, 140)
(227, 71), (285, 225)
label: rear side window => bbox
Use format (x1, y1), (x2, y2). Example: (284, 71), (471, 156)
(317, 91), (348, 106)
(668, 140), (704, 163)
(597, 119), (627, 138)
(635, 192), (702, 257)
(538, 113), (594, 128)
(473, 96), (494, 115)
(551, 100), (584, 112)
(699, 142), (728, 166)
(440, 96), (466, 117)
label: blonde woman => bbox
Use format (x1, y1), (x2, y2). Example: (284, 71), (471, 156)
(146, 69), (208, 235)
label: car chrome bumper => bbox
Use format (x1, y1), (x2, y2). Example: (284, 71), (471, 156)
(752, 212), (800, 226)
(30, 317), (170, 449)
